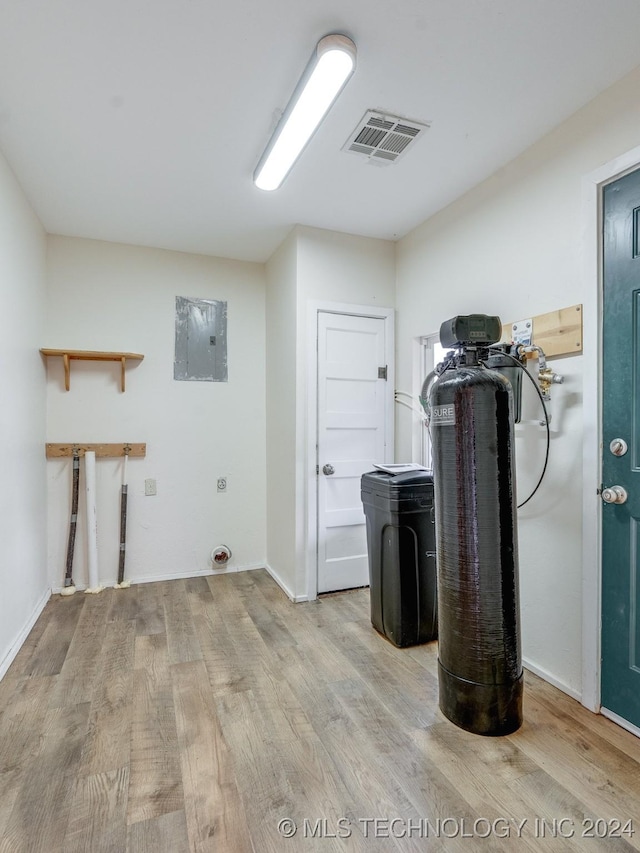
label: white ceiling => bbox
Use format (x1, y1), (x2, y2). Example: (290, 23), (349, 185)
(1, 0), (640, 263)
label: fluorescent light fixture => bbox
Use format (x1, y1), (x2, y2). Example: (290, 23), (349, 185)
(254, 34), (357, 191)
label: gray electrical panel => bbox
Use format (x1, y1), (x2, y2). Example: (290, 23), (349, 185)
(174, 296), (228, 382)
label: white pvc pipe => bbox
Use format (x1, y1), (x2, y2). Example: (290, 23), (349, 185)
(84, 451), (103, 594)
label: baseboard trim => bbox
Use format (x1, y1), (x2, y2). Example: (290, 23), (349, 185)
(601, 707), (640, 739)
(523, 657), (581, 702)
(0, 587), (51, 681)
(51, 562), (265, 594)
(264, 563), (308, 602)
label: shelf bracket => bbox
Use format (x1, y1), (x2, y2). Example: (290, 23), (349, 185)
(63, 353), (70, 391)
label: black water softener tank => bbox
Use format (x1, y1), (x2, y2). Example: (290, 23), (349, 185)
(424, 314), (523, 736)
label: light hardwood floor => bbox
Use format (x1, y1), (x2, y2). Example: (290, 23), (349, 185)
(1, 570), (640, 852)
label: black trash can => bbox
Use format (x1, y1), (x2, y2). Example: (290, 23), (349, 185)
(361, 469), (437, 648)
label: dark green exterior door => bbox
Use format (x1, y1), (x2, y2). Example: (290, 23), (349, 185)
(602, 168), (640, 726)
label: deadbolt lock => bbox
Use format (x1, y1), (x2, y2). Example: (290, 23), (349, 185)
(609, 438), (628, 457)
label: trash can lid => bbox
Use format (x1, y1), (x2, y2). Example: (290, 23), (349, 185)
(361, 468), (433, 495)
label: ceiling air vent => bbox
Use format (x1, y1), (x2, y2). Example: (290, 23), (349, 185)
(342, 110), (430, 165)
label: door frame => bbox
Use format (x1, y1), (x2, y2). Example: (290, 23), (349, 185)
(305, 301), (395, 602)
(582, 143), (640, 724)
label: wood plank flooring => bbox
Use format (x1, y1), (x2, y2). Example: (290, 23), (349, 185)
(1, 570), (640, 851)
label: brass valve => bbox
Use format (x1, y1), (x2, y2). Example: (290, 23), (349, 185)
(538, 366), (564, 400)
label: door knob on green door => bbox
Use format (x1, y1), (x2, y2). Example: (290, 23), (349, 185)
(602, 485), (628, 505)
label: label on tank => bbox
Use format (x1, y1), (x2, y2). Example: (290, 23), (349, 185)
(430, 404), (456, 425)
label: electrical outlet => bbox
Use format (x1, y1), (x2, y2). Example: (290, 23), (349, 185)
(145, 478), (157, 496)
(217, 477), (227, 492)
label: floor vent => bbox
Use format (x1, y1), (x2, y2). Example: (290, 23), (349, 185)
(342, 110), (430, 165)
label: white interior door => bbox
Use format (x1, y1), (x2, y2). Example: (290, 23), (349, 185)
(317, 311), (389, 594)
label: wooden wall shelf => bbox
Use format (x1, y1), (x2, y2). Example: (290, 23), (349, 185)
(40, 349), (144, 392)
(46, 443), (146, 458)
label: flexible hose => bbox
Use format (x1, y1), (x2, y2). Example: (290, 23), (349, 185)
(61, 451), (80, 596)
(485, 347), (550, 508)
(419, 370), (438, 417)
(115, 452), (130, 589)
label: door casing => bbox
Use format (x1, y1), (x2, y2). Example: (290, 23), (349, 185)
(582, 143), (640, 733)
(306, 301), (394, 602)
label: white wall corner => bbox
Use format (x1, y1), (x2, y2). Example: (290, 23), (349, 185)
(523, 657), (582, 703)
(0, 587), (51, 682)
(265, 562), (307, 602)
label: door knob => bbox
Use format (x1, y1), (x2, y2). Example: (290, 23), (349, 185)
(322, 464), (335, 476)
(602, 485), (628, 505)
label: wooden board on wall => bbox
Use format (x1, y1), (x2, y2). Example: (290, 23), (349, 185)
(46, 443), (146, 458)
(502, 304), (582, 358)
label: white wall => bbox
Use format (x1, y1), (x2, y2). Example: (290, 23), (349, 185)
(265, 231), (299, 596)
(264, 226), (395, 599)
(0, 151), (48, 677)
(45, 236), (266, 590)
(395, 65), (640, 699)
(295, 226), (396, 309)
(296, 227), (396, 598)
(296, 226), (395, 596)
